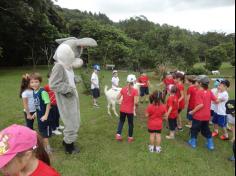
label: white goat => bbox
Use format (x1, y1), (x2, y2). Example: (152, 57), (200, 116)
(104, 83), (142, 117)
(212, 70), (220, 75)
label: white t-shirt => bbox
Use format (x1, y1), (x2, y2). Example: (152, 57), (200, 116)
(112, 77), (120, 89)
(65, 69), (76, 88)
(215, 91), (229, 116)
(211, 88), (218, 111)
(91, 72), (99, 89)
(22, 89), (36, 113)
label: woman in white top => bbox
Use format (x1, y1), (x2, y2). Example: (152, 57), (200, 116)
(112, 70), (120, 89)
(91, 65), (101, 107)
(19, 74), (36, 130)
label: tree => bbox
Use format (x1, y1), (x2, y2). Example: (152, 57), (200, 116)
(205, 46), (227, 71)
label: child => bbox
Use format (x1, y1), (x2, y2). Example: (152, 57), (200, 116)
(146, 91), (167, 153)
(138, 71), (150, 103)
(185, 75), (197, 128)
(166, 85), (179, 139)
(226, 99), (235, 142)
(174, 72), (185, 131)
(91, 64), (101, 107)
(29, 73), (52, 154)
(19, 74), (36, 130)
(44, 71), (64, 136)
(161, 72), (175, 100)
(212, 80), (230, 140)
(116, 74), (139, 143)
(210, 79), (222, 125)
(0, 124), (60, 176)
(112, 70), (120, 89)
(188, 76), (218, 150)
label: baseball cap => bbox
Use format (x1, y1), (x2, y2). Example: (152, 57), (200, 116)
(200, 76), (210, 85)
(0, 125), (37, 169)
(220, 79), (230, 88)
(127, 74), (137, 83)
(94, 64), (101, 71)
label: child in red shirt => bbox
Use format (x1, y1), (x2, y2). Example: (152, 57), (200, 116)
(185, 76), (198, 128)
(166, 85), (179, 139)
(0, 125), (60, 176)
(116, 75), (139, 143)
(146, 91), (167, 153)
(45, 71), (64, 136)
(188, 76), (218, 150)
(162, 72), (175, 100)
(174, 72), (185, 131)
(138, 71), (150, 103)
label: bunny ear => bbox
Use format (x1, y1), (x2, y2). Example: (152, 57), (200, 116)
(76, 38), (98, 47)
(55, 37), (77, 44)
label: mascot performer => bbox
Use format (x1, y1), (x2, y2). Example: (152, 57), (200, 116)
(49, 37), (97, 154)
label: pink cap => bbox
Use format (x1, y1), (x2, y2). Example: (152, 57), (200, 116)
(0, 124), (37, 169)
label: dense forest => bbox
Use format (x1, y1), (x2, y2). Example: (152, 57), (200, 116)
(0, 0), (235, 72)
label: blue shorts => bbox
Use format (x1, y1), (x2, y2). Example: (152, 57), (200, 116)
(91, 88), (100, 99)
(187, 109), (193, 121)
(212, 114), (228, 128)
(140, 87), (149, 97)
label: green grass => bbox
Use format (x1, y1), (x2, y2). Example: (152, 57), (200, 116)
(0, 66), (235, 176)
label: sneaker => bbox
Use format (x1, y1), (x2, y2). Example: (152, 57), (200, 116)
(116, 134), (122, 142)
(156, 146), (162, 153)
(212, 131), (219, 137)
(185, 124), (192, 128)
(128, 137), (134, 143)
(52, 129), (62, 135)
(166, 135), (175, 140)
(57, 125), (64, 130)
(148, 145), (154, 153)
(220, 135), (230, 141)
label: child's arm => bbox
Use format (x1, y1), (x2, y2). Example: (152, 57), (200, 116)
(186, 94), (191, 108)
(166, 106), (172, 119)
(40, 91), (51, 122)
(22, 98), (32, 120)
(178, 90), (185, 103)
(41, 103), (51, 122)
(189, 104), (204, 115)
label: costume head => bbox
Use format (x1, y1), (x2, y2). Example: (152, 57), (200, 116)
(54, 37), (97, 68)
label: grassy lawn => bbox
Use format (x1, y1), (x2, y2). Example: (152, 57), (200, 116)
(0, 66), (235, 176)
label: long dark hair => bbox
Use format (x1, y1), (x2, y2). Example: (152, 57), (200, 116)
(149, 91), (163, 106)
(19, 74), (30, 98)
(175, 72), (185, 83)
(35, 135), (50, 165)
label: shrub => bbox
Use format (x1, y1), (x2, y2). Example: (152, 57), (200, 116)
(186, 67), (208, 75)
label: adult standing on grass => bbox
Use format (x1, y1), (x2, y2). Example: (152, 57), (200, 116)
(50, 37), (97, 154)
(91, 64), (101, 107)
(116, 74), (139, 143)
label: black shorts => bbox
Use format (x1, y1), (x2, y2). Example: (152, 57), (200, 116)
(91, 88), (100, 99)
(168, 118), (177, 131)
(37, 119), (52, 138)
(148, 129), (162, 133)
(140, 87), (149, 97)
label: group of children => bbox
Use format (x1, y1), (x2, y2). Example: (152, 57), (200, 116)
(19, 72), (64, 154)
(112, 70), (234, 156)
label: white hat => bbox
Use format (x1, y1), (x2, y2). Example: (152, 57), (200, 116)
(113, 70), (118, 74)
(127, 74), (136, 83)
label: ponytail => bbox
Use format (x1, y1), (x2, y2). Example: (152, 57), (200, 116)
(35, 135), (50, 166)
(19, 74), (30, 98)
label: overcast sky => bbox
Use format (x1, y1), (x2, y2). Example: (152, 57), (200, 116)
(54, 0), (235, 34)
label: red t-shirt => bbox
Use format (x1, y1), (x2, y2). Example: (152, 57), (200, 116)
(187, 85), (198, 110)
(30, 160), (60, 176)
(163, 78), (175, 87)
(193, 89), (217, 121)
(44, 84), (57, 105)
(166, 95), (179, 119)
(138, 75), (149, 87)
(146, 104), (167, 130)
(176, 83), (185, 110)
(120, 86), (139, 114)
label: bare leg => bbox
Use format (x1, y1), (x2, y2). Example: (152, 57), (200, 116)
(150, 133), (155, 146)
(156, 133), (162, 147)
